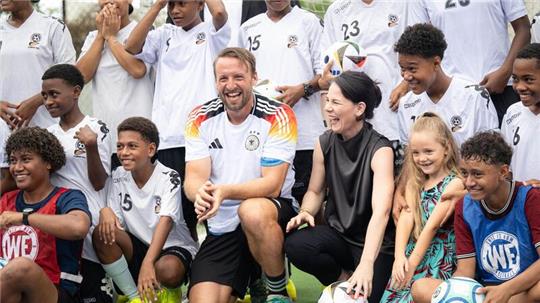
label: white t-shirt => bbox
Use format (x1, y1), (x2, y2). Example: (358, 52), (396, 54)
(135, 21), (231, 150)
(0, 122), (9, 168)
(109, 161), (198, 257)
(204, 1), (242, 47)
(185, 94), (298, 234)
(398, 77), (499, 146)
(501, 102), (540, 182)
(79, 21), (154, 147)
(239, 6), (325, 150)
(532, 13), (540, 44)
(0, 10), (75, 128)
(411, 0), (527, 84)
(321, 0), (424, 141)
(48, 116), (112, 262)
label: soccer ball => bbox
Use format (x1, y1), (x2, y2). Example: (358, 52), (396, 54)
(298, 0), (335, 19)
(318, 281), (368, 303)
(0, 257), (8, 269)
(254, 79), (282, 100)
(431, 277), (485, 303)
(323, 41), (367, 76)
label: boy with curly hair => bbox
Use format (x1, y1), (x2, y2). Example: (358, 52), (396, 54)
(0, 127), (91, 303)
(411, 131), (540, 303)
(93, 117), (198, 303)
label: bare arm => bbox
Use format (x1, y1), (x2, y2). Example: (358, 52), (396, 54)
(76, 11), (105, 83)
(76, 125), (108, 191)
(286, 140), (325, 232)
(184, 157), (212, 203)
(205, 0), (227, 31)
(0, 210), (90, 240)
(348, 147), (394, 298)
(101, 5), (147, 78)
(453, 257), (476, 278)
(124, 0), (167, 54)
(408, 178), (464, 268)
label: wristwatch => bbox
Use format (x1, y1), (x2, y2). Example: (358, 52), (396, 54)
(303, 82), (316, 99)
(22, 208), (34, 225)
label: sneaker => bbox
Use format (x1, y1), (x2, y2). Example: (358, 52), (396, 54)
(158, 287), (181, 303)
(265, 294), (292, 303)
(250, 278), (268, 303)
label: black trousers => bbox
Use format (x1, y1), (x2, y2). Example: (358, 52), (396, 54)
(285, 225), (393, 302)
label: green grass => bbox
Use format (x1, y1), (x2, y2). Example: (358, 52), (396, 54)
(291, 265), (324, 302)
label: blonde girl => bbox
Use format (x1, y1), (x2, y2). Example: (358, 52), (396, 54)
(381, 112), (464, 302)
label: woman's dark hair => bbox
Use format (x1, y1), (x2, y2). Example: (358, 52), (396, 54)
(5, 127), (66, 173)
(333, 71), (381, 120)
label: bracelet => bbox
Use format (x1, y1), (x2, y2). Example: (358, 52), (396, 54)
(299, 208), (313, 216)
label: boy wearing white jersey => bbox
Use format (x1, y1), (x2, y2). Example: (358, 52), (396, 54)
(395, 24), (498, 148)
(0, 122), (15, 194)
(533, 13), (540, 44)
(502, 43), (540, 183)
(185, 48), (298, 303)
(239, 0), (324, 203)
(77, 0), (154, 170)
(41, 64), (113, 303)
(405, 0), (531, 125)
(125, 0), (230, 241)
(93, 117), (198, 303)
(0, 0), (75, 129)
(319, 0), (424, 144)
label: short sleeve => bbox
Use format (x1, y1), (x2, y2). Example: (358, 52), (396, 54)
(157, 169), (182, 224)
(406, 0), (430, 25)
(135, 27), (165, 65)
(500, 111), (513, 148)
(107, 176), (125, 226)
(57, 189), (91, 222)
(185, 106), (211, 162)
(307, 14), (323, 74)
(397, 101), (409, 145)
(501, 0), (527, 23)
(262, 104), (298, 164)
(208, 20), (231, 56)
(78, 31), (97, 60)
(455, 198), (476, 259)
(524, 188), (540, 249)
(50, 19), (76, 64)
(320, 7), (337, 63)
(472, 87), (499, 132)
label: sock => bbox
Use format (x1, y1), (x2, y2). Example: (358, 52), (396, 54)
(102, 256), (138, 299)
(266, 271), (288, 296)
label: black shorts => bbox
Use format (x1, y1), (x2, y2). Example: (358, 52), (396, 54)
(79, 258), (114, 303)
(57, 286), (79, 303)
(189, 197), (296, 298)
(490, 85), (519, 127)
(126, 232), (193, 285)
(157, 147), (197, 231)
(292, 150), (313, 204)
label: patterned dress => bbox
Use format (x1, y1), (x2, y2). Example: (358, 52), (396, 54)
(380, 174), (457, 303)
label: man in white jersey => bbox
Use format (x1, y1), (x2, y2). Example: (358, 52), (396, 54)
(125, 0), (230, 241)
(239, 0), (324, 204)
(185, 48), (298, 303)
(93, 117), (198, 303)
(406, 0), (531, 125)
(40, 64), (114, 303)
(0, 0), (75, 129)
(502, 43), (540, 183)
(77, 0), (154, 170)
(395, 24), (498, 148)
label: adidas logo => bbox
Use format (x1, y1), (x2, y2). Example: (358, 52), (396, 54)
(209, 138), (223, 149)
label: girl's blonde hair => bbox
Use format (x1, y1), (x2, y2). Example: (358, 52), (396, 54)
(401, 112), (460, 240)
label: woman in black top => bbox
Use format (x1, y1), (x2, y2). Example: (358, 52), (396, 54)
(285, 71), (395, 302)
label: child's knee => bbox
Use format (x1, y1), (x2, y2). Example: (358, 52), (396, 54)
(155, 255), (185, 288)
